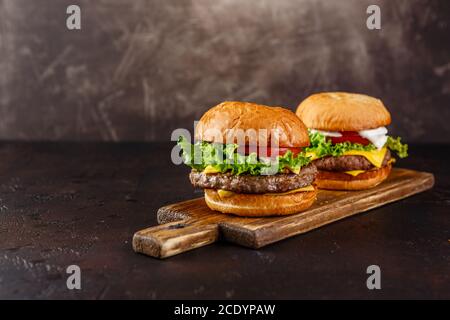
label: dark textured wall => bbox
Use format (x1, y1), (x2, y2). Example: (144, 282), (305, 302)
(0, 0), (449, 142)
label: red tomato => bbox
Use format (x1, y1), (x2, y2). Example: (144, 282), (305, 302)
(239, 145), (303, 157)
(328, 131), (371, 145)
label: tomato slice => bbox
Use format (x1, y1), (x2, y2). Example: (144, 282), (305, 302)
(328, 131), (371, 145)
(238, 145), (303, 157)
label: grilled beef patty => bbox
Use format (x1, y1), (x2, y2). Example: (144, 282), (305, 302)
(189, 163), (317, 194)
(313, 149), (391, 171)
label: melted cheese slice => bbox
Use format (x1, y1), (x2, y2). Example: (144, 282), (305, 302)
(344, 170), (366, 177)
(217, 189), (235, 198)
(306, 147), (387, 168)
(203, 165), (221, 174)
(344, 157), (394, 176)
(286, 166), (300, 174)
(217, 185), (315, 198)
(342, 147), (387, 168)
(306, 151), (320, 161)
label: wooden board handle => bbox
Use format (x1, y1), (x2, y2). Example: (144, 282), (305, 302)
(132, 219), (219, 259)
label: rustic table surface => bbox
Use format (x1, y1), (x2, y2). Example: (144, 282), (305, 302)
(0, 142), (448, 299)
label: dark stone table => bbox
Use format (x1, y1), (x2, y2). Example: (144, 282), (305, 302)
(0, 142), (448, 299)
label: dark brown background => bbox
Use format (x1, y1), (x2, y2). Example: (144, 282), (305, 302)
(0, 0), (449, 300)
(0, 0), (449, 142)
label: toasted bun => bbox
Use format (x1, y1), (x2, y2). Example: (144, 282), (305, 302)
(296, 92), (391, 131)
(204, 188), (317, 217)
(316, 165), (392, 190)
(196, 101), (310, 147)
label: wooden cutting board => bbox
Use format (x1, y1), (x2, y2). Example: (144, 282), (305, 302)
(133, 168), (434, 259)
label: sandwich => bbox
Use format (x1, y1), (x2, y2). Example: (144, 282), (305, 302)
(296, 92), (408, 190)
(177, 101), (317, 216)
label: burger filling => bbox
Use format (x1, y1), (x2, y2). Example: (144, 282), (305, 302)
(313, 150), (391, 172)
(190, 163), (317, 194)
(305, 128), (408, 175)
(178, 136), (316, 194)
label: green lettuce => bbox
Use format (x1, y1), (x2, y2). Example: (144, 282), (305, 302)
(386, 136), (408, 158)
(177, 136), (311, 175)
(305, 131), (408, 159)
(305, 131), (376, 158)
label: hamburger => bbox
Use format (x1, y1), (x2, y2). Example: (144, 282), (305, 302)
(177, 101), (318, 216)
(296, 92), (408, 190)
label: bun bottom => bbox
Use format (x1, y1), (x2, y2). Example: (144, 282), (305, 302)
(204, 188), (317, 217)
(316, 165), (392, 190)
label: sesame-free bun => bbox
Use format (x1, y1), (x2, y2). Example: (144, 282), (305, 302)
(315, 165), (392, 190)
(204, 187), (317, 217)
(195, 101), (310, 147)
(296, 92), (391, 131)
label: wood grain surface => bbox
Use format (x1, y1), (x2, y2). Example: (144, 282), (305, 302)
(133, 168), (434, 258)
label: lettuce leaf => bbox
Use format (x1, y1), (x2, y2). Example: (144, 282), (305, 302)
(305, 131), (376, 158)
(305, 131), (408, 159)
(386, 136), (408, 158)
(177, 136), (311, 175)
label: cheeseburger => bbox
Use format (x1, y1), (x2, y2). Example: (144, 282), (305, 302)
(178, 101), (317, 216)
(296, 92), (408, 190)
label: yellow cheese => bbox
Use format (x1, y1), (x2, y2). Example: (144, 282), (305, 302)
(217, 189), (235, 198)
(306, 147), (387, 168)
(306, 151), (319, 161)
(216, 185), (315, 198)
(203, 165), (221, 174)
(342, 147), (387, 168)
(286, 166), (300, 174)
(344, 170), (366, 177)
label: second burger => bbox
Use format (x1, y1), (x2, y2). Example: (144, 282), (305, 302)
(296, 92), (408, 190)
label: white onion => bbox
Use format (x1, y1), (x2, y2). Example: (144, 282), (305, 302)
(358, 127), (388, 149)
(309, 129), (342, 137)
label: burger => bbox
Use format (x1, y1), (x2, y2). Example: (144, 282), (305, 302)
(177, 101), (318, 216)
(296, 92), (408, 190)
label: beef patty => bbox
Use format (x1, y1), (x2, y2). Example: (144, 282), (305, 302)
(313, 149), (391, 171)
(189, 163), (317, 194)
